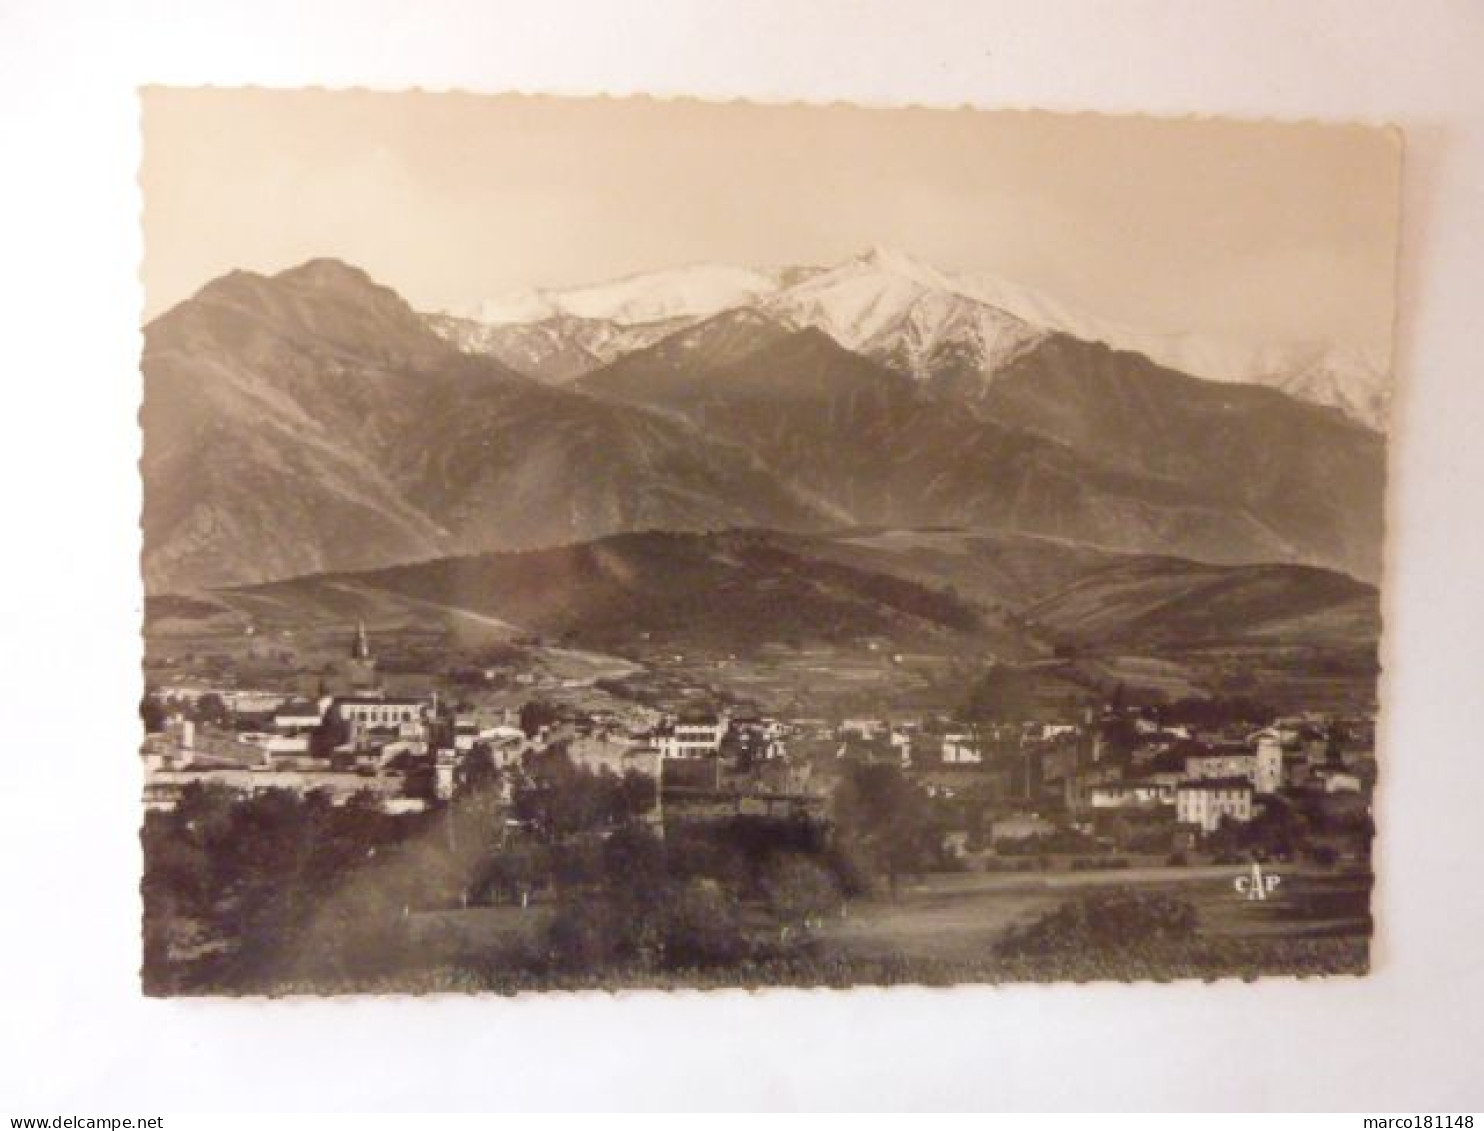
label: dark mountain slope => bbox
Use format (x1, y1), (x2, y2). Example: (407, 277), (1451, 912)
(1025, 556), (1378, 648)
(978, 334), (1386, 580)
(194, 526), (1377, 658)
(141, 262), (830, 592)
(579, 324), (1303, 567)
(770, 528), (1132, 609)
(220, 529), (997, 655)
(770, 528), (1378, 651)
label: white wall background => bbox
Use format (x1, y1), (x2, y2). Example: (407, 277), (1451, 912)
(0, 0), (1480, 1112)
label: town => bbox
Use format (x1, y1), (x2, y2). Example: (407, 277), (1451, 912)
(142, 621), (1376, 874)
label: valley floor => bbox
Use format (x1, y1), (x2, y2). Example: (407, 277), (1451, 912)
(295, 862), (1368, 997)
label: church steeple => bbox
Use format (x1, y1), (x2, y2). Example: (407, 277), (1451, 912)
(352, 619), (372, 661)
(342, 620), (379, 692)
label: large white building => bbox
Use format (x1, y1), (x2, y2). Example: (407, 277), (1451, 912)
(655, 714), (727, 760)
(332, 696), (429, 729)
(1088, 780), (1174, 809)
(1176, 778), (1254, 832)
(142, 767), (407, 812)
(273, 698), (328, 731)
(1185, 736), (1283, 795)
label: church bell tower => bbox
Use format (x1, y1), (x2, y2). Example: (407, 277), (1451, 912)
(344, 619), (379, 692)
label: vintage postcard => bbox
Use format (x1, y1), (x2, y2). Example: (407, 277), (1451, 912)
(138, 90), (1399, 994)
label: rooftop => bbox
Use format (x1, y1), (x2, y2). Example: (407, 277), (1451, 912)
(331, 695), (430, 707)
(1177, 776), (1254, 793)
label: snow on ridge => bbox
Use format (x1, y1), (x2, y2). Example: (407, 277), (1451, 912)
(445, 263), (782, 327)
(558, 263), (778, 323)
(759, 247), (1047, 385)
(441, 246), (1390, 428)
(942, 264), (1390, 427)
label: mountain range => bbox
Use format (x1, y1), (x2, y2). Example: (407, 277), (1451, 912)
(432, 247), (1391, 430)
(142, 254), (1387, 595)
(570, 310), (1382, 580)
(141, 261), (825, 592)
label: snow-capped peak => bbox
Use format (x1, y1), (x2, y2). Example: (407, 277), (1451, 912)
(759, 247), (1044, 382)
(558, 263), (782, 324)
(1246, 342), (1390, 431)
(852, 244), (956, 288)
(449, 263), (782, 327)
(458, 289), (560, 325)
(441, 247), (1391, 428)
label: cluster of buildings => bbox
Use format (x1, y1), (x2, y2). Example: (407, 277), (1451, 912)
(1076, 716), (1372, 832)
(143, 625), (1375, 852)
(819, 707), (1374, 837)
(146, 624), (508, 811)
(143, 625), (786, 816)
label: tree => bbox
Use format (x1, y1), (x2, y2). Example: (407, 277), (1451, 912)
(298, 870), (413, 982)
(479, 838), (550, 907)
(660, 878), (747, 967)
(139, 693), (168, 734)
(454, 743), (500, 797)
(514, 750), (656, 842)
(519, 699), (560, 738)
(545, 873), (748, 973)
(1325, 728), (1347, 767)
(601, 823), (667, 891)
(1205, 796), (1309, 860)
(192, 692), (231, 727)
(401, 761), (438, 803)
(996, 889), (1198, 958)
(545, 895), (623, 971)
(309, 711), (351, 760)
(617, 768), (658, 820)
(1098, 715), (1139, 767)
(761, 854), (841, 940)
(445, 775), (505, 858)
(831, 762), (941, 896)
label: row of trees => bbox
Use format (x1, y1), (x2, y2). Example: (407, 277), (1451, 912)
(140, 691), (232, 732)
(541, 822), (852, 971)
(141, 784), (418, 991)
(142, 748), (950, 992)
(996, 890), (1198, 958)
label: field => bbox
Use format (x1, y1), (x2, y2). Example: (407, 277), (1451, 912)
(396, 862), (1372, 983)
(822, 865), (1371, 963)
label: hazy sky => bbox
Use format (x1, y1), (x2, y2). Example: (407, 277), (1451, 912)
(141, 89), (1401, 355)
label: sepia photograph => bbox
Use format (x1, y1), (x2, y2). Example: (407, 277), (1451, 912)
(137, 88), (1400, 996)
